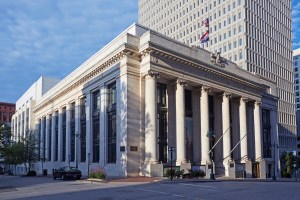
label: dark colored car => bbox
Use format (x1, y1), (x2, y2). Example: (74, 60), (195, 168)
(53, 166), (82, 180)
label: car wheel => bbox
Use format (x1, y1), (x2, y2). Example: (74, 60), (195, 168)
(76, 176), (80, 180)
(62, 175), (65, 180)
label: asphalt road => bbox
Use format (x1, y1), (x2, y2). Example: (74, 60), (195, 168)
(1, 175), (300, 200)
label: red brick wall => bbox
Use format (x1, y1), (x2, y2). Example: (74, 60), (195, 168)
(0, 102), (16, 124)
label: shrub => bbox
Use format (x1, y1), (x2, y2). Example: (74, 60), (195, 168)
(27, 171), (36, 176)
(191, 169), (205, 179)
(89, 166), (106, 179)
(282, 171), (291, 178)
(165, 168), (175, 178)
(174, 169), (184, 178)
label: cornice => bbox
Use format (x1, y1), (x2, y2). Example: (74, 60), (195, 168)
(141, 45), (267, 92)
(33, 47), (138, 113)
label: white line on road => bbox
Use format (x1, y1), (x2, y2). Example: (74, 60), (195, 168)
(130, 187), (204, 199)
(178, 183), (218, 189)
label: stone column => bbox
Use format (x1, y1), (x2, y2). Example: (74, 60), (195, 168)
(45, 115), (50, 161)
(51, 113), (56, 163)
(66, 104), (71, 164)
(58, 108), (63, 162)
(85, 92), (91, 165)
(200, 86), (210, 164)
(100, 85), (106, 166)
(75, 100), (80, 167)
(254, 101), (262, 161)
(239, 97), (248, 163)
(145, 71), (159, 164)
(176, 78), (187, 165)
(222, 92), (231, 163)
(40, 117), (45, 161)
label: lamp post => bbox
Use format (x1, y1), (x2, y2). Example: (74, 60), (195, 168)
(75, 131), (80, 169)
(207, 130), (215, 180)
(87, 153), (90, 177)
(272, 143), (277, 181)
(168, 147), (175, 181)
(68, 155), (71, 167)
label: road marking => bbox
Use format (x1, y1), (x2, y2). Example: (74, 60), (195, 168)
(130, 187), (204, 199)
(179, 183), (218, 189)
(131, 187), (191, 198)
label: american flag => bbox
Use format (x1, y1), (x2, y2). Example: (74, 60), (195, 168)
(202, 18), (209, 27)
(200, 31), (209, 43)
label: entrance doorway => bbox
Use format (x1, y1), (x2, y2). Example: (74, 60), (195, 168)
(252, 162), (260, 178)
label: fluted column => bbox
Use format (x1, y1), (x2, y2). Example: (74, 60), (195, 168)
(222, 92), (231, 163)
(176, 78), (187, 165)
(74, 100), (80, 167)
(239, 97), (248, 163)
(254, 101), (262, 160)
(40, 117), (45, 160)
(200, 86), (210, 164)
(145, 70), (159, 164)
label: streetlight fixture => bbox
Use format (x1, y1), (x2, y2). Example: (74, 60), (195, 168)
(168, 147), (175, 181)
(68, 155), (71, 167)
(87, 153), (90, 177)
(75, 131), (80, 169)
(207, 130), (216, 180)
(272, 142), (277, 181)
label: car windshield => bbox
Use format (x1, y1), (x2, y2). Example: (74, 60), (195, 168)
(63, 167), (77, 171)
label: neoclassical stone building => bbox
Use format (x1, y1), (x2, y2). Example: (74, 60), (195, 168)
(14, 24), (278, 178)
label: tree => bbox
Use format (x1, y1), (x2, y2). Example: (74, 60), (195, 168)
(20, 130), (39, 173)
(2, 142), (25, 174)
(0, 123), (12, 153)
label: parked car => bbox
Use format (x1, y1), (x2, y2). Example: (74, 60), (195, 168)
(53, 166), (82, 180)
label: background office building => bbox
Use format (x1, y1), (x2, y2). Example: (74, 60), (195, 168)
(138, 0), (296, 152)
(12, 24), (279, 178)
(0, 102), (15, 126)
(294, 48), (300, 155)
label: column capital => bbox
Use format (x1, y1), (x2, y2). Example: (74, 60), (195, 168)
(240, 97), (249, 103)
(254, 101), (261, 106)
(177, 78), (188, 86)
(223, 92), (232, 98)
(147, 70), (160, 78)
(201, 86), (211, 93)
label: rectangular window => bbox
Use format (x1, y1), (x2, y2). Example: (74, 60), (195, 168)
(70, 102), (75, 162)
(48, 115), (52, 161)
(262, 109), (271, 158)
(107, 82), (117, 163)
(80, 97), (86, 162)
(62, 107), (66, 162)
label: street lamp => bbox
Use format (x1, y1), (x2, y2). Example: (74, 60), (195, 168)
(87, 153), (90, 177)
(207, 130), (216, 180)
(168, 147), (175, 181)
(75, 131), (80, 169)
(272, 143), (277, 181)
(68, 155), (71, 167)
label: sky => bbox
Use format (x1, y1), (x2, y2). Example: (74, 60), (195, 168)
(0, 0), (300, 103)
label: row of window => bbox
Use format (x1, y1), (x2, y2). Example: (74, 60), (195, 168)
(37, 82), (117, 164)
(0, 111), (12, 122)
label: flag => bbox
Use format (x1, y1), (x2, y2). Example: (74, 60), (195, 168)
(202, 18), (209, 27)
(200, 31), (209, 43)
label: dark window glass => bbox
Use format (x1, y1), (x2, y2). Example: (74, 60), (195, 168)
(42, 117), (46, 161)
(93, 116), (100, 163)
(185, 90), (192, 117)
(55, 112), (59, 161)
(157, 83), (167, 106)
(80, 97), (86, 162)
(262, 109), (271, 158)
(70, 102), (75, 162)
(93, 90), (100, 112)
(107, 112), (116, 163)
(48, 115), (52, 161)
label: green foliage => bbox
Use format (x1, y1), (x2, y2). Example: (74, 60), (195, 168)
(280, 151), (297, 178)
(165, 168), (184, 178)
(0, 123), (12, 153)
(89, 166), (106, 179)
(190, 169), (206, 178)
(282, 171), (291, 178)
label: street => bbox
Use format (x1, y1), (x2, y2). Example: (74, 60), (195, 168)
(1, 175), (300, 200)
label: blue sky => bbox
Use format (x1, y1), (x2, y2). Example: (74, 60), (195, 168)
(0, 0), (299, 103)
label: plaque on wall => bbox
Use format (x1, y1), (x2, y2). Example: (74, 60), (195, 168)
(120, 146), (125, 152)
(130, 146), (138, 151)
